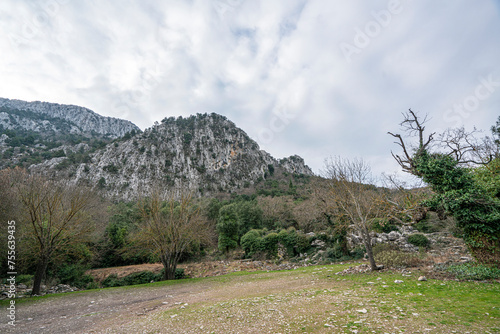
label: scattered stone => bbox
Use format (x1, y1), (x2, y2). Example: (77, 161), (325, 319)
(394, 280), (404, 284)
(418, 276), (427, 281)
(356, 308), (367, 313)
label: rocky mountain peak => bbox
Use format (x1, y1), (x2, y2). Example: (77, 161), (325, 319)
(69, 112), (313, 200)
(0, 97), (140, 138)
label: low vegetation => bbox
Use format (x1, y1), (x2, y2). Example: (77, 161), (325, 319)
(4, 263), (498, 333)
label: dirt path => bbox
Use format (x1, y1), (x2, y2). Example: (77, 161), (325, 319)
(0, 269), (325, 334)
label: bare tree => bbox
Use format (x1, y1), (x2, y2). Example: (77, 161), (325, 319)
(388, 109), (492, 175)
(136, 191), (211, 280)
(323, 156), (388, 271)
(383, 173), (432, 224)
(14, 171), (95, 295)
(387, 109), (435, 175)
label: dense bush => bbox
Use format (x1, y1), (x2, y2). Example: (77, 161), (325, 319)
(263, 232), (279, 257)
(241, 230), (264, 257)
(240, 228), (314, 259)
(101, 274), (123, 287)
(407, 233), (431, 248)
(323, 244), (345, 261)
(53, 264), (95, 289)
(445, 263), (500, 281)
(101, 269), (186, 288)
(16, 274), (34, 286)
(372, 219), (399, 233)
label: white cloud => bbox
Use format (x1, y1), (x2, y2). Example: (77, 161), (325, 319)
(0, 0), (499, 177)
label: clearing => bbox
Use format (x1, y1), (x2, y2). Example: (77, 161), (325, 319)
(0, 263), (499, 333)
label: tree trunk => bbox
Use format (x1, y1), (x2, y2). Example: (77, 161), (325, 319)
(32, 255), (49, 295)
(361, 226), (378, 271)
(161, 255), (177, 280)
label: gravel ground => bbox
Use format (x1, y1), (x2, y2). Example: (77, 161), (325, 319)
(1, 264), (497, 334)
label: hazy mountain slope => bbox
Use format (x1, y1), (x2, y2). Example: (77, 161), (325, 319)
(39, 113), (312, 200)
(0, 97), (139, 138)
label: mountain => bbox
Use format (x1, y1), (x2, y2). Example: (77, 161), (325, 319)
(0, 98), (313, 200)
(33, 113), (312, 200)
(0, 98), (139, 138)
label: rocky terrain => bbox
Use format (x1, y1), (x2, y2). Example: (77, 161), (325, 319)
(32, 113), (313, 200)
(0, 98), (139, 138)
(0, 98), (313, 200)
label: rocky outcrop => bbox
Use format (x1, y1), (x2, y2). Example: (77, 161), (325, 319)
(348, 225), (421, 252)
(278, 155), (313, 175)
(0, 97), (139, 138)
(32, 113), (313, 200)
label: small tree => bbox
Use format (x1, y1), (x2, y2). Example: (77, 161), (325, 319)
(14, 171), (95, 295)
(216, 204), (239, 252)
(137, 191), (210, 280)
(323, 156), (387, 271)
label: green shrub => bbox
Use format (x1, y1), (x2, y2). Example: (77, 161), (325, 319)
(241, 230), (264, 257)
(16, 274), (34, 286)
(295, 232), (312, 254)
(349, 246), (366, 260)
(263, 232), (279, 257)
(174, 268), (186, 280)
(374, 250), (425, 269)
(278, 228), (297, 256)
(86, 281), (100, 290)
(121, 271), (158, 285)
(372, 219), (399, 233)
(445, 263), (500, 280)
(324, 244), (345, 261)
(54, 263), (94, 289)
(407, 233), (431, 248)
(102, 274), (123, 288)
(102, 269), (185, 288)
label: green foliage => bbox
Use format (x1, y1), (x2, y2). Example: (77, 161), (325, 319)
(372, 218), (399, 233)
(98, 177), (106, 189)
(216, 201), (263, 252)
(240, 228), (316, 259)
(263, 232), (279, 257)
(53, 263), (94, 289)
(414, 150), (500, 264)
(103, 164), (119, 174)
(278, 228), (298, 256)
(349, 247), (366, 260)
(414, 219), (443, 233)
(445, 263), (500, 281)
(267, 164), (275, 176)
(183, 132), (193, 145)
(216, 204), (240, 252)
(16, 274), (34, 286)
(101, 269), (185, 288)
(236, 201), (263, 235)
(323, 244), (346, 262)
(101, 274), (123, 287)
(407, 233), (431, 248)
(241, 230), (264, 257)
(472, 158), (500, 199)
(97, 202), (149, 268)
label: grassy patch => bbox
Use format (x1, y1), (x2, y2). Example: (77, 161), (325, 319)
(6, 263), (500, 333)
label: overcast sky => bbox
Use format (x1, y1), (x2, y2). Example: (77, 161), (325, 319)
(1, 0), (499, 178)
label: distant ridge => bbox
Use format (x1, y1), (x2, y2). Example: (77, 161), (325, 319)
(0, 97), (140, 138)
